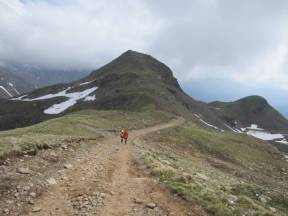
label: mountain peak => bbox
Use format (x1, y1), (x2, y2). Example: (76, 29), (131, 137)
(89, 50), (175, 82)
(235, 95), (269, 108)
(121, 49), (145, 56)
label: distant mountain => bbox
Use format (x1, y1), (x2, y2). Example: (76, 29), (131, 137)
(0, 50), (287, 138)
(0, 63), (90, 89)
(0, 69), (33, 98)
(209, 96), (288, 133)
(0, 50), (225, 130)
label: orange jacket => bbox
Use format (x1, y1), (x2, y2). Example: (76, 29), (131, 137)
(123, 131), (129, 138)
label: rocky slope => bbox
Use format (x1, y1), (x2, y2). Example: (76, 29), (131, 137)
(0, 69), (33, 98)
(210, 96), (288, 133)
(0, 50), (224, 131)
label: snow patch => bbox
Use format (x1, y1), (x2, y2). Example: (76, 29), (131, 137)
(0, 86), (12, 97)
(8, 83), (20, 95)
(44, 87), (98, 114)
(194, 114), (224, 132)
(224, 123), (240, 133)
(80, 80), (95, 86)
(246, 130), (284, 141)
(84, 95), (96, 101)
(242, 124), (285, 142)
(275, 139), (288, 145)
(11, 86), (98, 114)
(12, 87), (20, 95)
(26, 88), (71, 101)
(247, 124), (264, 131)
(11, 94), (27, 101)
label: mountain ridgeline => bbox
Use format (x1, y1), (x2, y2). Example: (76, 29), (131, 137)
(0, 50), (288, 133)
(209, 96), (288, 132)
(0, 69), (33, 98)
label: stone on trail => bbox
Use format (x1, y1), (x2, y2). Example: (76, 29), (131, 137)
(29, 192), (37, 198)
(32, 207), (42, 212)
(28, 199), (34, 205)
(146, 202), (156, 209)
(46, 177), (57, 185)
(134, 198), (144, 204)
(64, 164), (73, 169)
(17, 167), (31, 174)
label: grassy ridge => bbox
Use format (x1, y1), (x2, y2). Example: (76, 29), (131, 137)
(139, 122), (288, 216)
(0, 110), (172, 158)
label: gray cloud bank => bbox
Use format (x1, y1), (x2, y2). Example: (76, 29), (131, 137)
(0, 0), (287, 115)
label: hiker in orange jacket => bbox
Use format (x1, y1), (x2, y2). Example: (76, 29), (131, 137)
(123, 130), (129, 144)
(120, 129), (129, 144)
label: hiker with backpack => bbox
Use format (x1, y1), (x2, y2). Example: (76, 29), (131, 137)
(120, 129), (129, 144)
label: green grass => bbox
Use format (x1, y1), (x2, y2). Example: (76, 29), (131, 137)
(0, 109), (173, 158)
(138, 121), (288, 216)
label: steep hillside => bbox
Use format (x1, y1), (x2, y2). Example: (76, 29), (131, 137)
(209, 96), (288, 133)
(1, 50), (287, 140)
(0, 50), (224, 131)
(0, 69), (33, 98)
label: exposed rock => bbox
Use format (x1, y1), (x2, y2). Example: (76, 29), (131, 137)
(23, 185), (31, 191)
(146, 202), (156, 209)
(3, 208), (9, 214)
(50, 151), (57, 157)
(195, 172), (209, 181)
(61, 145), (68, 150)
(17, 167), (31, 174)
(29, 192), (37, 198)
(99, 193), (106, 198)
(259, 195), (270, 203)
(227, 195), (238, 205)
(46, 177), (57, 185)
(32, 207), (42, 212)
(6, 200), (14, 204)
(64, 164), (73, 169)
(134, 198), (144, 204)
(269, 207), (277, 213)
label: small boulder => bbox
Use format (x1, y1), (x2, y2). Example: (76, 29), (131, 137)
(269, 207), (277, 213)
(259, 195), (268, 203)
(17, 167), (31, 174)
(146, 202), (156, 209)
(32, 207), (41, 212)
(134, 198), (144, 204)
(29, 192), (37, 198)
(64, 164), (73, 169)
(195, 172), (209, 181)
(23, 186), (31, 191)
(46, 177), (57, 185)
(227, 195), (238, 205)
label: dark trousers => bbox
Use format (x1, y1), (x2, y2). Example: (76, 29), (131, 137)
(121, 137), (128, 144)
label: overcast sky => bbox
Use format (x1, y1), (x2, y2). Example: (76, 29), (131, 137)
(0, 0), (287, 116)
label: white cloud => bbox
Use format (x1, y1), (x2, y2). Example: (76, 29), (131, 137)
(0, 0), (165, 68)
(1, 0), (288, 90)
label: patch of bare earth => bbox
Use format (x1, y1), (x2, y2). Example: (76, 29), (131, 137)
(1, 118), (206, 216)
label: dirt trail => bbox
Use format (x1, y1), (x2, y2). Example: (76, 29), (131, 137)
(23, 117), (203, 216)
